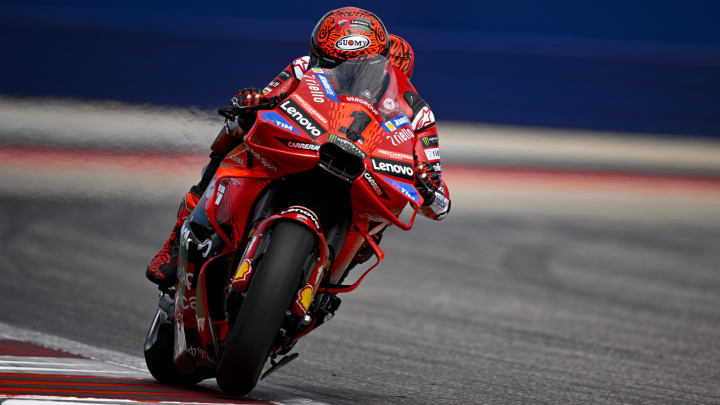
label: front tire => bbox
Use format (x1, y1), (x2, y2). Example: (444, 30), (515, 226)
(216, 221), (316, 395)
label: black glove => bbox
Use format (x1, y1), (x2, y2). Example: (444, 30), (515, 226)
(415, 162), (442, 206)
(218, 88), (287, 130)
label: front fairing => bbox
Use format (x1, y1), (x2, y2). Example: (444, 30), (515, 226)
(242, 55), (423, 225)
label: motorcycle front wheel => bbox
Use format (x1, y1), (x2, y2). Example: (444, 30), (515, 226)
(216, 220), (316, 395)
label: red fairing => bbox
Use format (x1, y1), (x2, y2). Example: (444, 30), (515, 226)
(170, 54), (450, 381)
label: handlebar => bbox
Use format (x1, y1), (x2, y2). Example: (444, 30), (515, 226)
(217, 102), (278, 120)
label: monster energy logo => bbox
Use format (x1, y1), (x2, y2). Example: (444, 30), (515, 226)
(420, 135), (439, 148)
(328, 134), (367, 159)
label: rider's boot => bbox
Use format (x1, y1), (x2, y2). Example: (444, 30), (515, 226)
(145, 187), (201, 287)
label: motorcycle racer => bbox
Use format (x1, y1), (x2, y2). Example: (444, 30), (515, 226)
(146, 7), (450, 287)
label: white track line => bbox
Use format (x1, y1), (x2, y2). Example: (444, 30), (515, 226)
(0, 367), (138, 374)
(0, 322), (337, 405)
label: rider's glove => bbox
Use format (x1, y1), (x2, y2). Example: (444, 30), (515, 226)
(219, 88), (287, 131)
(415, 163), (450, 219)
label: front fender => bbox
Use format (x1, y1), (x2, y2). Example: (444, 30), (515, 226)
(229, 206), (330, 317)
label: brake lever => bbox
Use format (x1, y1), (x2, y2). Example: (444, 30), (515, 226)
(217, 102), (278, 120)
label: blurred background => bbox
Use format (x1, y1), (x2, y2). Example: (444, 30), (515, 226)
(2, 1), (720, 404)
(1, 0), (719, 135)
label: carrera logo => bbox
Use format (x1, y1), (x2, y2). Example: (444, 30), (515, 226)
(363, 171), (389, 200)
(335, 35), (370, 51)
(286, 140), (320, 151)
(371, 157), (414, 180)
(279, 99), (325, 138)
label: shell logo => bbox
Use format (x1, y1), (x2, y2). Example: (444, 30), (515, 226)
(233, 259), (252, 281)
(298, 285), (314, 312)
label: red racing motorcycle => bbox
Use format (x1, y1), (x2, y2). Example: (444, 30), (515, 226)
(144, 55), (433, 395)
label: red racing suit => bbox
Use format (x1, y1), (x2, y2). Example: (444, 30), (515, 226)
(212, 56), (450, 220)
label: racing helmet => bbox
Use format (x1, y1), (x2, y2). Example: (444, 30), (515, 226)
(388, 34), (415, 79)
(310, 7), (389, 69)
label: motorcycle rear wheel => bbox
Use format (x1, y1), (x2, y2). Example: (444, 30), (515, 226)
(216, 220), (316, 395)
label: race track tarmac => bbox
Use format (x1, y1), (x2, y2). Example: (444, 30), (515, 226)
(1, 187), (719, 404)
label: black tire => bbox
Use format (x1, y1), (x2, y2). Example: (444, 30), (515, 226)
(216, 221), (316, 395)
(144, 307), (204, 385)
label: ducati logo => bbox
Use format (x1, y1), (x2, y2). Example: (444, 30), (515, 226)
(335, 35), (370, 51)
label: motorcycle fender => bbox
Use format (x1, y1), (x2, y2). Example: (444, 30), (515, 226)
(229, 206), (329, 317)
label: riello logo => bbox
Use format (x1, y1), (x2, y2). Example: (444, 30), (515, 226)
(335, 35), (370, 51)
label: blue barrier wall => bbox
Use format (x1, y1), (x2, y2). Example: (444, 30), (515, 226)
(1, 1), (719, 136)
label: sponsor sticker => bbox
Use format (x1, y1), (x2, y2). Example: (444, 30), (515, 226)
(281, 207), (321, 230)
(362, 171), (390, 200)
(283, 139), (320, 152)
(261, 111), (300, 134)
(293, 56), (309, 80)
(371, 156), (414, 180)
(380, 114), (411, 132)
(279, 99), (326, 138)
(303, 73), (327, 103)
(335, 35), (370, 51)
(420, 135), (439, 148)
(335, 18), (372, 32)
(278, 70), (292, 81)
(297, 285), (314, 312)
(344, 96), (379, 115)
(380, 175), (420, 203)
(314, 70), (340, 102)
(377, 149), (413, 161)
(412, 106), (436, 130)
(233, 259), (252, 281)
(424, 147), (441, 161)
(291, 94), (328, 124)
(328, 133), (367, 159)
(383, 98), (396, 110)
(385, 127), (414, 146)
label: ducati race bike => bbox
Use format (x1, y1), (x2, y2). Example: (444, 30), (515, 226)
(144, 55), (436, 395)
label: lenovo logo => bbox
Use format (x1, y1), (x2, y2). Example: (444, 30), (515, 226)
(279, 100), (325, 138)
(371, 157), (414, 180)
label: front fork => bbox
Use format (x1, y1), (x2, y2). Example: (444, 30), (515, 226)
(229, 205), (330, 320)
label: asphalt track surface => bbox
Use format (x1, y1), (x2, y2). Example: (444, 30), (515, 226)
(1, 175), (720, 404)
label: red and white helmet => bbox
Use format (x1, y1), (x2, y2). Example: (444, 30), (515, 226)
(309, 7), (389, 69)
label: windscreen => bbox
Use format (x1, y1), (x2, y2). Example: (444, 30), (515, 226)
(324, 55), (402, 120)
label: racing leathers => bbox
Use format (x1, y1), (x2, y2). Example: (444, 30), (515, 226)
(146, 56), (450, 287)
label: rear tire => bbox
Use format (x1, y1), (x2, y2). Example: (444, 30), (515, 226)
(216, 221), (316, 395)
